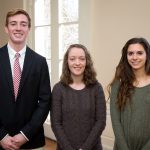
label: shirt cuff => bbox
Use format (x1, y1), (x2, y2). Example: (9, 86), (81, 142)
(20, 131), (29, 141)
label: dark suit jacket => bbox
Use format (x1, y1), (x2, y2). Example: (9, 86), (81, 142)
(0, 45), (51, 149)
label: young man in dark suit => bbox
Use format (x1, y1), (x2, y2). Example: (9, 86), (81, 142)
(0, 9), (51, 150)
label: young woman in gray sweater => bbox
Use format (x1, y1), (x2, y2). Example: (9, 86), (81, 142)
(51, 44), (106, 150)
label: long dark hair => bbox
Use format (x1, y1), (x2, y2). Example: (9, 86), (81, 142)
(110, 37), (150, 110)
(60, 44), (97, 86)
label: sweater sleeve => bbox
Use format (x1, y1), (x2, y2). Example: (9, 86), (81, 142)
(51, 83), (75, 150)
(81, 82), (106, 150)
(110, 82), (129, 150)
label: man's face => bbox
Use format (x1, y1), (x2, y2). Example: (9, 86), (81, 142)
(5, 14), (30, 46)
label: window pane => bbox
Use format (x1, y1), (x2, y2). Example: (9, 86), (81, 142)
(59, 0), (79, 23)
(59, 24), (78, 59)
(35, 0), (51, 26)
(35, 26), (51, 59)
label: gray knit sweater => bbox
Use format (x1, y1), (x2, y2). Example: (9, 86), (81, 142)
(110, 81), (150, 150)
(51, 81), (106, 150)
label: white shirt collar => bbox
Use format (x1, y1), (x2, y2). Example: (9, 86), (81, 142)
(7, 43), (26, 60)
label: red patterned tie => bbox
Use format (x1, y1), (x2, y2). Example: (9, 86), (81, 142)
(13, 53), (21, 99)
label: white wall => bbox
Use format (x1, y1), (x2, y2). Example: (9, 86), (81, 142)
(91, 0), (150, 88)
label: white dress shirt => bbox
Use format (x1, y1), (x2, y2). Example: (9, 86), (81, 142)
(7, 43), (26, 76)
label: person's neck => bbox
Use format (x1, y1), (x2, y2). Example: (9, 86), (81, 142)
(69, 76), (85, 90)
(133, 69), (150, 87)
(8, 42), (25, 52)
(134, 68), (148, 80)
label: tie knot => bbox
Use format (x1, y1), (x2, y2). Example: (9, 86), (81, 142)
(15, 53), (20, 59)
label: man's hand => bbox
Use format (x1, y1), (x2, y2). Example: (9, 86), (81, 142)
(0, 135), (19, 150)
(12, 133), (27, 148)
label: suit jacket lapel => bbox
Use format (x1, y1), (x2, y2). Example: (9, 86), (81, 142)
(0, 45), (14, 97)
(18, 47), (33, 96)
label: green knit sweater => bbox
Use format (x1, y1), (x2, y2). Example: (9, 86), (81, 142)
(110, 81), (150, 150)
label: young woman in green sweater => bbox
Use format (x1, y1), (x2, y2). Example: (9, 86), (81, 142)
(109, 37), (150, 150)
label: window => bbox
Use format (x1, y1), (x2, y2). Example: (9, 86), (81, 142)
(24, 0), (92, 86)
(59, 0), (79, 75)
(24, 0), (79, 85)
(34, 0), (51, 75)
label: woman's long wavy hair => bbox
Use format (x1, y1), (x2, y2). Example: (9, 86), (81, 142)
(109, 37), (150, 110)
(60, 44), (97, 86)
